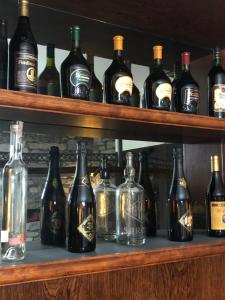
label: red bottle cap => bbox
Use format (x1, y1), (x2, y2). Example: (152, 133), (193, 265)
(181, 52), (190, 65)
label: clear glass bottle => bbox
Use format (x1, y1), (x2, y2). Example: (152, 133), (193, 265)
(1, 121), (28, 261)
(94, 157), (117, 241)
(116, 152), (145, 246)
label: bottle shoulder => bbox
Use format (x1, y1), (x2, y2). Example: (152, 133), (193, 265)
(117, 180), (144, 192)
(145, 67), (171, 84)
(61, 50), (89, 69)
(176, 71), (199, 88)
(94, 180), (117, 192)
(208, 65), (225, 77)
(105, 60), (132, 77)
(39, 67), (60, 80)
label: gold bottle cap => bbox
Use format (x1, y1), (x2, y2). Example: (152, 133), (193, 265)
(153, 45), (163, 59)
(19, 0), (29, 17)
(211, 155), (220, 172)
(113, 35), (124, 51)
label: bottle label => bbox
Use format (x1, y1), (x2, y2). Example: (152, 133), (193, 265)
(212, 84), (225, 113)
(1, 230), (9, 242)
(152, 81), (172, 110)
(181, 87), (199, 113)
(111, 72), (133, 105)
(15, 52), (37, 90)
(77, 214), (95, 242)
(210, 201), (225, 230)
(115, 76), (133, 96)
(69, 64), (91, 99)
(155, 83), (172, 101)
(178, 209), (193, 232)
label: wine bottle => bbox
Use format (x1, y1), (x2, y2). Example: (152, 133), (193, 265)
(61, 26), (91, 100)
(144, 45), (172, 111)
(88, 54), (103, 102)
(206, 155), (225, 237)
(68, 141), (96, 252)
(1, 121), (28, 261)
(168, 147), (193, 242)
(9, 0), (38, 93)
(175, 52), (200, 114)
(104, 35), (133, 106)
(0, 19), (8, 89)
(124, 60), (140, 107)
(38, 44), (61, 96)
(138, 151), (157, 236)
(171, 61), (181, 112)
(41, 146), (66, 246)
(208, 48), (225, 118)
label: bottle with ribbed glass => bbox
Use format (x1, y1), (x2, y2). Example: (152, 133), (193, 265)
(94, 157), (116, 241)
(0, 19), (8, 89)
(9, 0), (38, 92)
(116, 152), (145, 246)
(1, 121), (28, 261)
(124, 60), (140, 107)
(87, 52), (103, 102)
(38, 44), (61, 96)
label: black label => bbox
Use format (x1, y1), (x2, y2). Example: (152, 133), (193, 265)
(69, 64), (91, 99)
(181, 87), (199, 113)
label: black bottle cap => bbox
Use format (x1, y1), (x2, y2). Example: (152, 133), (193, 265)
(50, 146), (59, 158)
(100, 156), (110, 179)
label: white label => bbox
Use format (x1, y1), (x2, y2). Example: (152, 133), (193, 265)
(155, 83), (172, 100)
(1, 230), (9, 242)
(115, 76), (133, 95)
(213, 84), (225, 112)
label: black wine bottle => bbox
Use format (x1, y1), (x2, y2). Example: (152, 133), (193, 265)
(144, 45), (172, 111)
(0, 19), (8, 89)
(138, 151), (157, 236)
(9, 0), (37, 93)
(168, 147), (193, 242)
(104, 35), (133, 106)
(171, 61), (181, 112)
(206, 155), (225, 237)
(68, 141), (96, 253)
(208, 48), (225, 118)
(38, 44), (60, 96)
(41, 146), (66, 246)
(124, 60), (140, 107)
(61, 26), (91, 100)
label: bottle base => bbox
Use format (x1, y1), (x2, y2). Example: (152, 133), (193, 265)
(117, 235), (146, 246)
(97, 233), (117, 242)
(1, 244), (25, 261)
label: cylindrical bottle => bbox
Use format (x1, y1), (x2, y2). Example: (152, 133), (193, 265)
(1, 121), (28, 261)
(168, 148), (193, 242)
(9, 0), (38, 93)
(0, 19), (8, 89)
(68, 141), (96, 252)
(206, 155), (225, 237)
(41, 146), (66, 246)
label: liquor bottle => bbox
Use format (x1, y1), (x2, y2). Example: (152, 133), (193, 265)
(0, 19), (8, 89)
(138, 151), (157, 236)
(61, 26), (91, 100)
(206, 155), (225, 237)
(104, 35), (133, 106)
(171, 61), (182, 111)
(94, 157), (117, 241)
(37, 44), (61, 96)
(9, 0), (38, 93)
(41, 146), (66, 246)
(168, 147), (193, 242)
(68, 141), (96, 252)
(144, 45), (172, 111)
(208, 48), (225, 118)
(116, 152), (145, 246)
(87, 52), (103, 102)
(124, 60), (140, 107)
(176, 52), (200, 114)
(1, 121), (28, 261)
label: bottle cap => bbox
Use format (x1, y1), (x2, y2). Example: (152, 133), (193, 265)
(213, 47), (221, 60)
(211, 155), (220, 172)
(153, 45), (163, 60)
(113, 35), (124, 51)
(181, 52), (190, 65)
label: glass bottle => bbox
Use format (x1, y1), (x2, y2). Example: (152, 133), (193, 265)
(94, 157), (117, 241)
(116, 152), (145, 246)
(1, 121), (28, 261)
(87, 52), (103, 102)
(41, 146), (66, 246)
(171, 61), (181, 112)
(124, 60), (140, 107)
(0, 19), (8, 89)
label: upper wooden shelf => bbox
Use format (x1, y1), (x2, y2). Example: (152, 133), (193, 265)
(0, 89), (225, 143)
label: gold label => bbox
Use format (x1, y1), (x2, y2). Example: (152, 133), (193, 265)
(115, 76), (133, 96)
(213, 84), (225, 112)
(77, 214), (95, 242)
(178, 209), (193, 232)
(178, 178), (187, 188)
(210, 201), (225, 230)
(156, 83), (172, 101)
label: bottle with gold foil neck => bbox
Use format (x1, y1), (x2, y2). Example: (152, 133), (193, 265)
(206, 155), (225, 237)
(103, 35), (133, 105)
(144, 45), (172, 111)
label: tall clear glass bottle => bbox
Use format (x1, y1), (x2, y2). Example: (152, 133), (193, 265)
(1, 121), (28, 261)
(116, 152), (145, 246)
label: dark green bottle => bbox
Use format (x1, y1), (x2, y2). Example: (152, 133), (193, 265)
(89, 63), (103, 102)
(38, 44), (60, 96)
(0, 19), (8, 89)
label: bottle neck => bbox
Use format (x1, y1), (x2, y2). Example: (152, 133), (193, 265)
(113, 50), (123, 61)
(138, 157), (147, 182)
(19, 1), (29, 17)
(214, 56), (222, 67)
(174, 156), (185, 179)
(72, 38), (81, 52)
(75, 151), (88, 179)
(10, 130), (23, 160)
(182, 63), (190, 72)
(0, 21), (7, 38)
(154, 58), (162, 67)
(48, 156), (60, 179)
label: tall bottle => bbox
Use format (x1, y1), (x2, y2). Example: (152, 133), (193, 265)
(41, 146), (66, 246)
(68, 141), (96, 252)
(175, 52), (200, 114)
(0, 19), (8, 89)
(124, 60), (140, 107)
(87, 52), (103, 102)
(168, 148), (193, 242)
(9, 0), (38, 93)
(38, 44), (61, 96)
(206, 155), (225, 237)
(116, 152), (145, 246)
(1, 121), (28, 261)
(208, 48), (225, 118)
(61, 26), (91, 100)
(94, 157), (117, 241)
(138, 151), (157, 236)
(104, 35), (133, 106)
(144, 45), (172, 111)
(171, 61), (182, 112)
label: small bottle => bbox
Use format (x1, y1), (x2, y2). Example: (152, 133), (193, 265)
(94, 157), (117, 241)
(206, 155), (225, 237)
(61, 26), (91, 100)
(116, 152), (145, 246)
(144, 45), (172, 111)
(104, 35), (133, 105)
(41, 146), (66, 246)
(0, 19), (8, 89)
(171, 61), (182, 111)
(168, 148), (193, 241)
(87, 52), (103, 102)
(1, 121), (28, 261)
(68, 141), (96, 253)
(38, 44), (61, 96)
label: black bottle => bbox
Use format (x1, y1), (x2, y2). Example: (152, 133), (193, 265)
(41, 147), (66, 246)
(0, 19), (8, 89)
(68, 141), (96, 253)
(171, 61), (181, 111)
(89, 62), (103, 102)
(168, 148), (193, 242)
